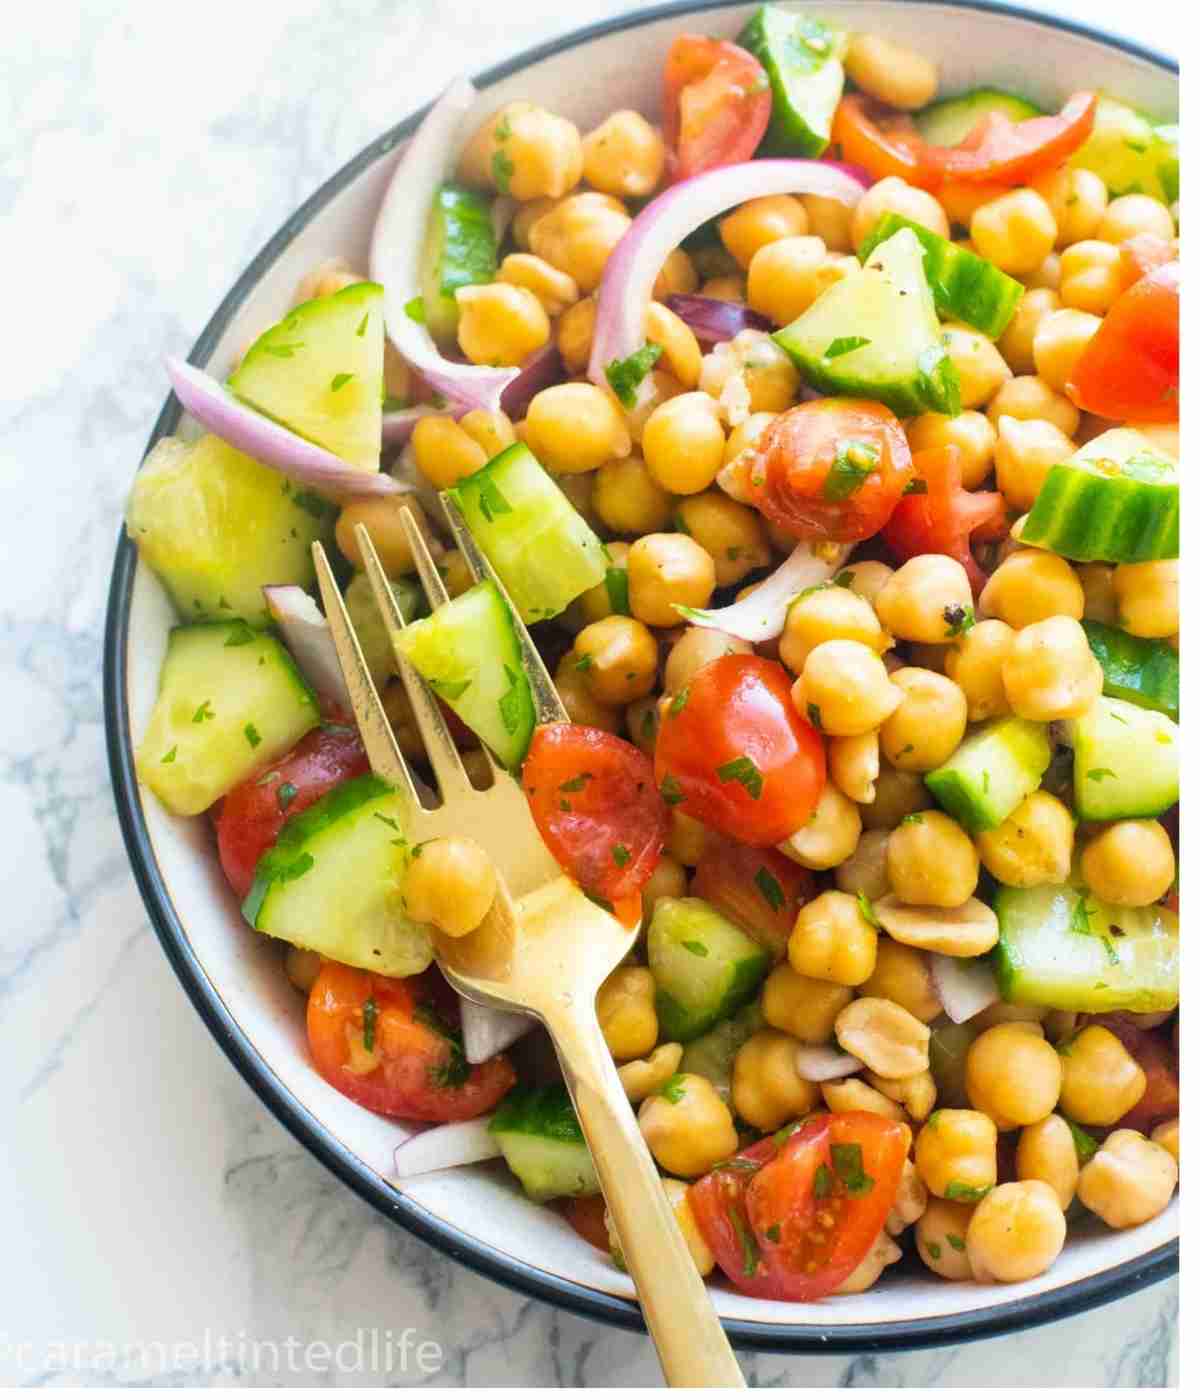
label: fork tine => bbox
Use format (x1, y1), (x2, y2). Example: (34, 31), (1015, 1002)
(311, 542), (419, 812)
(440, 493), (569, 726)
(355, 518), (472, 801)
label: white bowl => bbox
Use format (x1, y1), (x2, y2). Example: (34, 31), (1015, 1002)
(105, 0), (1177, 1351)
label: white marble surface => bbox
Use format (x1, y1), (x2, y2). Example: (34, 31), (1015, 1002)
(1, 0), (1179, 1386)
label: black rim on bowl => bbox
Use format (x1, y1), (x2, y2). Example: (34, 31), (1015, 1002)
(104, 0), (1177, 1355)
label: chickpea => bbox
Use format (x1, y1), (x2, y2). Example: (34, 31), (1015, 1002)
(915, 1109), (997, 1200)
(836, 828), (891, 902)
(747, 234), (829, 325)
(1077, 563), (1117, 625)
(829, 731), (881, 806)
(403, 836), (497, 937)
(844, 33), (938, 110)
(1016, 1114), (1080, 1210)
(556, 294), (596, 373)
(335, 494), (437, 576)
(554, 651), (621, 732)
(529, 192), (631, 292)
(636, 857), (686, 927)
(721, 409), (776, 469)
(761, 963), (852, 1045)
(654, 247), (700, 300)
(907, 411), (996, 490)
(294, 256), (358, 303)
(662, 627), (748, 698)
(456, 283), (549, 367)
(788, 890), (878, 987)
(1057, 239), (1124, 315)
(1002, 615), (1103, 721)
(675, 491), (770, 587)
(1096, 193), (1176, 245)
(874, 555), (975, 646)
(778, 782), (862, 871)
(879, 668), (968, 772)
(700, 273), (747, 302)
(971, 189), (1057, 276)
(800, 641), (903, 739)
(638, 1072), (738, 1177)
(581, 109), (665, 198)
(627, 369), (688, 449)
(836, 997), (930, 1079)
(1151, 1118), (1179, 1165)
(570, 542), (631, 631)
(939, 180), (1009, 230)
(1077, 1129), (1178, 1229)
(780, 586), (891, 674)
(618, 1042), (683, 1103)
(801, 193), (854, 252)
(1027, 167), (1108, 249)
(976, 792), (1075, 888)
(916, 1198), (976, 1279)
(524, 382), (631, 474)
(862, 763), (933, 830)
(1112, 559), (1178, 638)
(980, 550), (1085, 629)
(834, 1230), (903, 1294)
(1059, 1025), (1147, 1127)
(666, 808), (710, 867)
(966, 1180), (1066, 1283)
(731, 1029), (821, 1131)
(861, 943), (940, 1027)
(851, 177), (949, 251)
(964, 1023), (1062, 1131)
(627, 533), (716, 628)
(589, 456), (672, 538)
(944, 619), (1014, 722)
(284, 945), (322, 995)
(497, 252), (579, 317)
(872, 1068), (938, 1125)
(1026, 251), (1062, 291)
(940, 322), (1013, 409)
(839, 560), (894, 608)
(822, 1075), (908, 1122)
(720, 195), (809, 269)
(997, 287), (1061, 376)
(459, 102), (582, 200)
(410, 415), (488, 489)
(658, 1178), (716, 1275)
(992, 415), (1074, 513)
(596, 965), (658, 1062)
(986, 374), (1079, 438)
(1079, 819), (1175, 908)
(644, 301), (702, 389)
(571, 615), (659, 707)
(1032, 307), (1102, 393)
(641, 392), (725, 495)
(884, 811), (977, 909)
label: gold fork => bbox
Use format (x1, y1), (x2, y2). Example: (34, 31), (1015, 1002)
(312, 508), (744, 1388)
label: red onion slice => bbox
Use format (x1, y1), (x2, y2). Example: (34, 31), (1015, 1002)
(662, 294), (772, 346)
(167, 356), (401, 501)
(930, 954), (1000, 1025)
(675, 540), (852, 642)
(370, 76), (518, 415)
(461, 1001), (533, 1064)
(794, 1046), (865, 1082)
(381, 404), (441, 445)
(588, 159), (868, 407)
(263, 586), (351, 710)
(393, 1119), (500, 1179)
(500, 342), (565, 420)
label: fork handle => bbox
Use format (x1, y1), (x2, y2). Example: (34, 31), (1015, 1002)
(546, 1006), (745, 1388)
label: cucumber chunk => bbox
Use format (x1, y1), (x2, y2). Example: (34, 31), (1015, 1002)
(449, 443), (607, 623)
(136, 621), (319, 816)
(1069, 95), (1179, 203)
(1070, 695), (1178, 821)
(774, 227), (960, 416)
(393, 579), (535, 769)
(1019, 428), (1178, 563)
(737, 5), (845, 157)
(924, 717), (1051, 834)
(421, 185), (498, 346)
(1082, 620), (1179, 723)
(489, 1084), (598, 1202)
(915, 89), (1042, 148)
(857, 212), (1023, 338)
(229, 281), (385, 471)
(243, 774), (435, 977)
(126, 434), (334, 625)
(678, 1003), (765, 1104)
(648, 897), (771, 1042)
(993, 883), (1179, 1012)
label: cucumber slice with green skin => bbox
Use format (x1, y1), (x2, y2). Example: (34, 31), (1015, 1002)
(648, 897), (771, 1043)
(1082, 621), (1179, 723)
(421, 185), (498, 346)
(774, 228), (960, 417)
(857, 212), (1023, 339)
(924, 717), (1051, 834)
(677, 1003), (765, 1105)
(243, 773), (435, 977)
(449, 443), (607, 623)
(126, 434), (334, 626)
(914, 88), (1042, 147)
(737, 5), (845, 158)
(393, 579), (535, 770)
(1069, 95), (1179, 204)
(1069, 695), (1178, 821)
(489, 1084), (598, 1202)
(1019, 429), (1178, 563)
(993, 883), (1179, 1012)
(229, 281), (385, 471)
(136, 620), (319, 816)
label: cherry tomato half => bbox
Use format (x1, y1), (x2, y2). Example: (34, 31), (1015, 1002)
(691, 837), (816, 961)
(654, 654), (825, 848)
(663, 35), (771, 182)
(832, 95), (943, 190)
(560, 1194), (611, 1254)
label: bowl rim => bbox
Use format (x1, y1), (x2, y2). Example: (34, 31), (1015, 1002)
(104, 0), (1178, 1355)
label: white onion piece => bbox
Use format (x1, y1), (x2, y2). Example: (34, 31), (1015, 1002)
(461, 1000), (534, 1064)
(381, 403), (440, 444)
(491, 194), (517, 247)
(930, 954), (1000, 1025)
(370, 76), (518, 415)
(392, 1119), (500, 1179)
(588, 159), (868, 407)
(794, 1046), (864, 1082)
(675, 540), (852, 642)
(262, 586), (351, 710)
(166, 356), (401, 501)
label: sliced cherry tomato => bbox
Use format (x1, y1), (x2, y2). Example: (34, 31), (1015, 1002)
(1067, 261), (1179, 422)
(522, 724), (668, 902)
(560, 1194), (611, 1253)
(832, 95), (943, 190)
(690, 1112), (908, 1301)
(654, 654), (825, 848)
(691, 838), (816, 960)
(306, 962), (515, 1122)
(216, 722), (370, 898)
(745, 399), (913, 543)
(1083, 1015), (1179, 1135)
(939, 91), (1097, 184)
(663, 35), (771, 182)
(882, 445), (1008, 595)
(1118, 233), (1175, 291)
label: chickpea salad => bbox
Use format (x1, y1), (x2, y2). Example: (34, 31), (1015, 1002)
(128, 6), (1179, 1305)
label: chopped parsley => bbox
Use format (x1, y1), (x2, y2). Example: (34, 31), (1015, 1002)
(192, 700), (214, 723)
(945, 1181), (990, 1202)
(1069, 896), (1094, 935)
(161, 746), (178, 764)
(807, 702), (823, 731)
(612, 843), (631, 869)
(900, 812), (924, 826)
(715, 754), (763, 799)
(604, 342), (663, 408)
(947, 1233), (967, 1253)
(659, 1073), (687, 1104)
(754, 866), (784, 912)
(1087, 768), (1117, 782)
(729, 1205), (760, 1277)
(823, 335), (871, 360)
(928, 1242), (942, 1260)
(277, 781), (298, 813)
(605, 566), (630, 616)
(681, 939), (709, 957)
(1064, 1117), (1099, 1165)
(224, 620), (257, 647)
(943, 604), (975, 638)
(559, 772), (593, 793)
(813, 1163), (833, 1199)
(475, 476), (512, 524)
(669, 686), (690, 716)
(822, 438), (880, 501)
(498, 664), (524, 737)
(660, 774), (685, 806)
(356, 312), (369, 337)
(573, 652), (595, 672)
(903, 478), (928, 495)
(764, 1223), (782, 1244)
(330, 372), (355, 392)
(362, 996), (378, 1052)
(491, 148), (515, 194)
(244, 722), (262, 749)
(404, 295), (426, 324)
(856, 891), (881, 929)
(831, 1142), (875, 1197)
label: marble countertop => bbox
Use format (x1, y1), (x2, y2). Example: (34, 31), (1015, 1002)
(2, 0), (1177, 1386)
